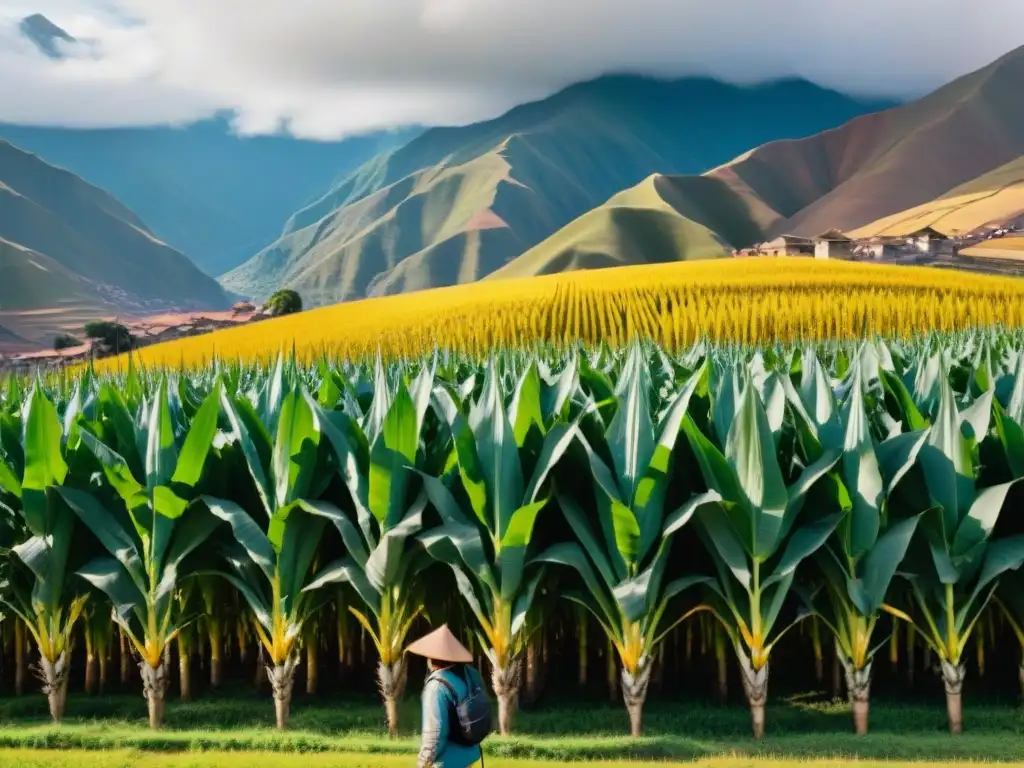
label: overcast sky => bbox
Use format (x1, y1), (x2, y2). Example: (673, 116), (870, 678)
(1, 0), (1023, 139)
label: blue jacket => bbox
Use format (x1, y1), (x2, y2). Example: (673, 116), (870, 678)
(417, 666), (483, 768)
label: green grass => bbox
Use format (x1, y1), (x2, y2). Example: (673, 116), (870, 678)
(0, 752), (1016, 768)
(0, 692), (1022, 762)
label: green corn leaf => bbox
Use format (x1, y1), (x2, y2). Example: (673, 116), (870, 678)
(882, 370), (928, 431)
(365, 490), (426, 592)
(431, 386), (488, 526)
(918, 375), (974, 537)
(220, 390), (272, 516)
(877, 428), (930, 494)
(696, 502), (751, 590)
(305, 557), (381, 617)
(369, 386), (418, 528)
(531, 541), (617, 632)
(994, 402), (1024, 479)
(58, 486), (146, 594)
(839, 374), (884, 558)
(972, 533), (1024, 595)
(858, 514), (921, 616)
(727, 381), (788, 559)
(171, 379), (222, 488)
(498, 499), (548, 601)
(558, 493), (618, 591)
(201, 495), (275, 578)
(77, 556), (146, 621)
(298, 499), (370, 567)
(607, 349), (655, 506)
(272, 386), (320, 513)
(144, 378), (178, 492)
(509, 362), (545, 445)
(469, 366), (523, 541)
(22, 386), (68, 535)
(764, 514), (841, 588)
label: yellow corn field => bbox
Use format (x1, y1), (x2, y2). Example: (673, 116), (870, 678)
(103, 259), (1024, 368)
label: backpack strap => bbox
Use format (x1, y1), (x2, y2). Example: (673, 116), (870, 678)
(433, 674), (458, 703)
(431, 672), (461, 734)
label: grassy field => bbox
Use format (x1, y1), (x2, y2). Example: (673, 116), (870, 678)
(0, 693), (1021, 762)
(99, 258), (1024, 369)
(0, 752), (1016, 768)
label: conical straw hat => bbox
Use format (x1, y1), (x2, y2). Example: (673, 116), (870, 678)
(405, 624), (473, 664)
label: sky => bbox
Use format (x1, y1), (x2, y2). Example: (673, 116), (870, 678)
(1, 0), (1023, 139)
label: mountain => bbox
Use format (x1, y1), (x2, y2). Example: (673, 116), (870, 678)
(703, 44), (1024, 239)
(0, 120), (418, 275)
(0, 139), (227, 341)
(18, 13), (75, 59)
(489, 174), (764, 279)
(496, 44), (1024, 275)
(849, 156), (1024, 238)
(221, 75), (888, 305)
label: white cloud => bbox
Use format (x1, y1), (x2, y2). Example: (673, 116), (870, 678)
(1, 0), (1023, 138)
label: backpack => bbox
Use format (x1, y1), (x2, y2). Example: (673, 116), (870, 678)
(434, 664), (492, 747)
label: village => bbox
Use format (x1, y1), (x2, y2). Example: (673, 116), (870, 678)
(734, 218), (1024, 274)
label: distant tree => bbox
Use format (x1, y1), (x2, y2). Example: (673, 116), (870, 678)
(265, 289), (303, 317)
(53, 334), (83, 351)
(83, 320), (133, 353)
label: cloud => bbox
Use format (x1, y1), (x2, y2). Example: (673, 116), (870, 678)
(1, 0), (1023, 138)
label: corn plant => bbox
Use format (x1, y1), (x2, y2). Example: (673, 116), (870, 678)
(63, 378), (223, 727)
(0, 332), (1020, 739)
(202, 378), (330, 730)
(300, 367), (435, 736)
(801, 359), (929, 734)
(535, 351), (717, 736)
(884, 369), (1024, 734)
(683, 366), (840, 738)
(0, 386), (90, 722)
(416, 360), (576, 734)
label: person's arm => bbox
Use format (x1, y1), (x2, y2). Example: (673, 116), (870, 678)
(417, 679), (449, 768)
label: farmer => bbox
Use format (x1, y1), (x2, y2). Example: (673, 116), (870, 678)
(407, 624), (489, 768)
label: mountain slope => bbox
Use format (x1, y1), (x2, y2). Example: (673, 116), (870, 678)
(489, 174), (769, 279)
(0, 120), (416, 275)
(0, 237), (95, 311)
(0, 139), (226, 329)
(701, 44), (1024, 238)
(496, 43), (1024, 277)
(849, 156), (1024, 237)
(222, 76), (888, 304)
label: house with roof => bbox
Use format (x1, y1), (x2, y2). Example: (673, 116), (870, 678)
(759, 235), (815, 257)
(814, 229), (854, 260)
(902, 226), (952, 255)
(854, 236), (903, 260)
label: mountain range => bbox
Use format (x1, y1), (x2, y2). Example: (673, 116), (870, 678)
(493, 44), (1024, 277)
(4, 10), (1024, 351)
(4, 14), (417, 276)
(220, 76), (889, 305)
(0, 121), (417, 276)
(0, 138), (226, 345)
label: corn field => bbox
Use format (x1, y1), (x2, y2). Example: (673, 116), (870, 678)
(3, 331), (1024, 741)
(98, 259), (1024, 369)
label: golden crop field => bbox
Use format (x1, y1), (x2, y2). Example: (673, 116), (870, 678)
(101, 258), (1024, 369)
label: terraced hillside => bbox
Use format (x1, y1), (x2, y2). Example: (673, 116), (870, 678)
(850, 157), (1024, 238)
